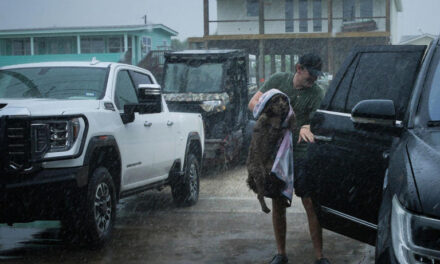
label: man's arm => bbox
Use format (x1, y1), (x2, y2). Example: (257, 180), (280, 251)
(248, 91), (263, 111)
(297, 87), (325, 143)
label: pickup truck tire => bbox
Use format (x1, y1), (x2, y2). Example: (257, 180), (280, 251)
(172, 153), (200, 207)
(64, 166), (116, 247)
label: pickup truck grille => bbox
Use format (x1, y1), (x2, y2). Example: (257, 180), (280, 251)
(2, 118), (32, 173)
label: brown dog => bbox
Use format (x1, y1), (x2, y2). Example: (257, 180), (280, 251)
(246, 94), (295, 213)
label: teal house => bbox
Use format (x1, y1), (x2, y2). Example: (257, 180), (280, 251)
(0, 24), (177, 67)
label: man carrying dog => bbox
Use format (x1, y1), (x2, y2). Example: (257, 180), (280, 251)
(248, 53), (328, 264)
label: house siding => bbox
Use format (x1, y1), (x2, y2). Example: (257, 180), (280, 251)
(0, 25), (176, 67)
(215, 0), (388, 35)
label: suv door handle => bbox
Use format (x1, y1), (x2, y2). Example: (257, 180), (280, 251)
(167, 121), (174, 126)
(144, 121), (152, 127)
(314, 135), (333, 142)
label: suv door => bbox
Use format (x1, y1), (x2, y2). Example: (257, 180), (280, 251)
(114, 69), (153, 188)
(307, 45), (426, 244)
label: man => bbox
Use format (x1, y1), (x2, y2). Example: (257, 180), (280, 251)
(248, 53), (328, 264)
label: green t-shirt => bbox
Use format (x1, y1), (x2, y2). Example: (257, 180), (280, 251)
(260, 72), (325, 158)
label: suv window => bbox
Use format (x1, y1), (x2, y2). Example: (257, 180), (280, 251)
(346, 52), (420, 120)
(328, 51), (422, 120)
(129, 71), (152, 87)
(115, 70), (138, 111)
(428, 48), (440, 121)
(328, 54), (360, 113)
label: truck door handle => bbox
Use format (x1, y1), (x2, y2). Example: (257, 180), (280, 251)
(314, 135), (333, 142)
(167, 121), (174, 126)
(144, 121), (152, 127)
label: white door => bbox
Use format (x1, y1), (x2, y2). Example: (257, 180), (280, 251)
(113, 70), (153, 187)
(144, 104), (176, 179)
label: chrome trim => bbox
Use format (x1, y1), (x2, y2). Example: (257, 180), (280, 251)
(317, 109), (403, 125)
(317, 109), (351, 118)
(321, 206), (378, 230)
(314, 135), (333, 142)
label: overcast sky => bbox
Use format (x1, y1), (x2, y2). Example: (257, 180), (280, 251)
(0, 0), (438, 41)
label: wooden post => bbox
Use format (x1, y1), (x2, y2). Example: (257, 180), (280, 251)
(30, 37), (34, 55)
(77, 35), (81, 54)
(257, 0), (265, 86)
(131, 35), (136, 65)
(386, 0), (391, 35)
(204, 0), (209, 36)
(281, 54), (286, 72)
(256, 53), (260, 88)
(123, 34), (128, 52)
(328, 0), (333, 34)
(259, 0), (264, 34)
(291, 54), (296, 73)
(270, 54), (276, 75)
(258, 39), (265, 87)
(327, 39), (334, 74)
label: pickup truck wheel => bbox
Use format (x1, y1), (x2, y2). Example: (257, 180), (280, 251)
(66, 166), (116, 247)
(172, 153), (200, 207)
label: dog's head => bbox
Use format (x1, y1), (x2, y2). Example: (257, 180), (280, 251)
(263, 94), (290, 118)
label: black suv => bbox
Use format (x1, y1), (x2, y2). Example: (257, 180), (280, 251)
(307, 38), (440, 263)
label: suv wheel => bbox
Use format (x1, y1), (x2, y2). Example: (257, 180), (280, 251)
(172, 153), (200, 207)
(63, 166), (116, 247)
(375, 189), (398, 263)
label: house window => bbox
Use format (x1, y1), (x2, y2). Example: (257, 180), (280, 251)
(313, 0), (322, 32)
(34, 37), (76, 55)
(141, 36), (152, 57)
(343, 0), (356, 22)
(11, 39), (31, 55)
(81, 37), (105, 53)
(285, 0), (294, 32)
(247, 0), (259, 17)
(360, 0), (373, 18)
(299, 0), (308, 32)
(109, 37), (124, 53)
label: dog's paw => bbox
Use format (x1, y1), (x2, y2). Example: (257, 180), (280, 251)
(262, 207), (271, 214)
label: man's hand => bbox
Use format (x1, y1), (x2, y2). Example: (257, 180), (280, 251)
(248, 91), (263, 111)
(297, 125), (315, 143)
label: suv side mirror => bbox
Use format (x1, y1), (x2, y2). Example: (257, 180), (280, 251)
(351, 99), (397, 127)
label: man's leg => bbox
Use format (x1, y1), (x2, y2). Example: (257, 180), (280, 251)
(272, 197), (287, 255)
(302, 197), (323, 260)
(295, 157), (328, 262)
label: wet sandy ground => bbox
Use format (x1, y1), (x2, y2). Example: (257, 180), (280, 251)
(0, 165), (374, 263)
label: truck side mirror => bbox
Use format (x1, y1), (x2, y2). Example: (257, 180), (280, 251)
(351, 99), (397, 127)
(138, 85), (162, 114)
(121, 104), (137, 124)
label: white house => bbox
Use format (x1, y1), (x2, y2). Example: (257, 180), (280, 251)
(399, 33), (436, 46)
(190, 0), (402, 81)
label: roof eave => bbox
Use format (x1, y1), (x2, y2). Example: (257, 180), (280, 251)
(0, 24), (178, 37)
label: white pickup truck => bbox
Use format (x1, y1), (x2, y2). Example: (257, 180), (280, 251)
(0, 61), (204, 246)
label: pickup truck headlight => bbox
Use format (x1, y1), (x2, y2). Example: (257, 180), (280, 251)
(200, 100), (226, 112)
(31, 118), (81, 155)
(391, 196), (440, 263)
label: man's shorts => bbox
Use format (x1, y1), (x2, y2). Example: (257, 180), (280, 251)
(294, 157), (315, 198)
